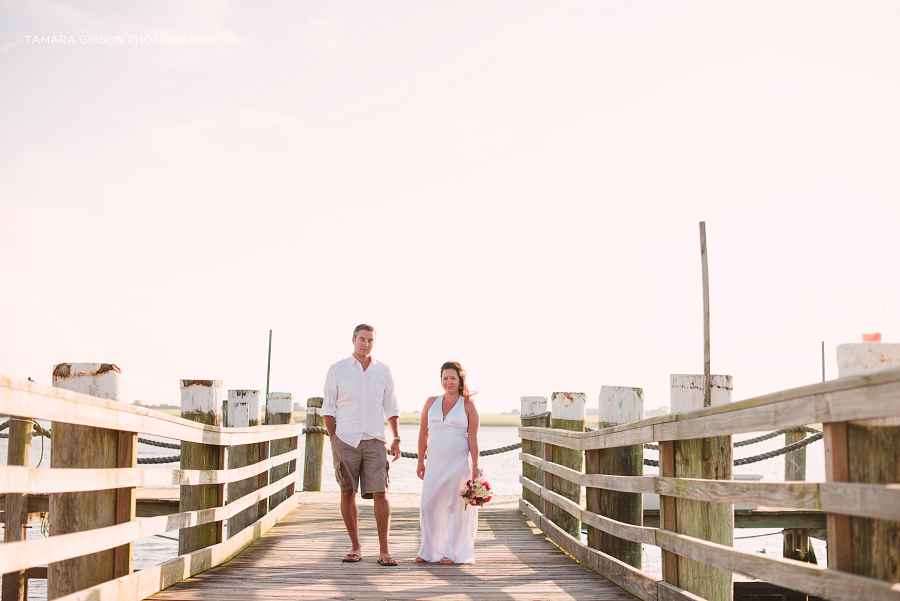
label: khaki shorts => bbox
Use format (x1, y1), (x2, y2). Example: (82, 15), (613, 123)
(331, 435), (390, 499)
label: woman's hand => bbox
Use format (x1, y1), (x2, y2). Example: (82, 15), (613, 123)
(416, 461), (426, 480)
(472, 466), (482, 482)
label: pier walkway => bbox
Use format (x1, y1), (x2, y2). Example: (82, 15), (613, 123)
(148, 492), (635, 601)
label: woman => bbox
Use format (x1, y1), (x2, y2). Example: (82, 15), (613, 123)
(415, 361), (481, 564)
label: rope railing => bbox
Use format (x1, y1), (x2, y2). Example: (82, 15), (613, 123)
(2, 420), (824, 466)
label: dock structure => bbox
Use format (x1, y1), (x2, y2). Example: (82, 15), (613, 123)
(2, 355), (900, 601)
(147, 492), (636, 601)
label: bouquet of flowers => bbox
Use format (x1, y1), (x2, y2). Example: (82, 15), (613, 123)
(461, 474), (492, 510)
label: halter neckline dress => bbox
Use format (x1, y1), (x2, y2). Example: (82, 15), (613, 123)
(417, 394), (477, 564)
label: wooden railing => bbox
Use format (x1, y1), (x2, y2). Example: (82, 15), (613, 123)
(519, 371), (900, 601)
(0, 374), (303, 601)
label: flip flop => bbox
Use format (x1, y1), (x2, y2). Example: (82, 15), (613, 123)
(438, 557), (454, 565)
(413, 556), (427, 563)
(377, 554), (398, 566)
(341, 551), (362, 564)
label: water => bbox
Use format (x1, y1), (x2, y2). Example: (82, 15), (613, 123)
(1, 422), (827, 598)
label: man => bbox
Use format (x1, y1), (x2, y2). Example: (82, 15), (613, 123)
(323, 324), (401, 566)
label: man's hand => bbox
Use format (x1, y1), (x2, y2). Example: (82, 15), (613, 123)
(389, 439), (401, 462)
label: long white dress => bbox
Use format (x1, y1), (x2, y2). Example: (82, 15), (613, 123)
(417, 394), (478, 564)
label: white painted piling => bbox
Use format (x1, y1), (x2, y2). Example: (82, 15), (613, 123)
(49, 363), (130, 598)
(520, 396), (549, 509)
(227, 390), (263, 538)
(588, 386), (645, 568)
(665, 374), (733, 601)
(179, 380), (224, 554)
(670, 374), (732, 412)
(267, 392), (295, 505)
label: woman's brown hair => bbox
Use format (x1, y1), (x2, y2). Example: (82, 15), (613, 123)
(441, 361), (475, 400)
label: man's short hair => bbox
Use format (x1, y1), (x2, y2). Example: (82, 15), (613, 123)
(353, 324), (376, 339)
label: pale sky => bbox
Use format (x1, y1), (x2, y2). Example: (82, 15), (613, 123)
(2, 1), (898, 415)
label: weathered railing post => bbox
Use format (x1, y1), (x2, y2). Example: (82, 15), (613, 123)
(520, 396), (549, 509)
(267, 392), (293, 508)
(303, 397), (324, 491)
(665, 374), (734, 601)
(783, 423), (811, 562)
(550, 392), (585, 539)
(48, 363), (134, 599)
(2, 415), (33, 601)
(227, 389), (262, 538)
(586, 386), (643, 568)
(830, 343), (900, 582)
(179, 380), (224, 554)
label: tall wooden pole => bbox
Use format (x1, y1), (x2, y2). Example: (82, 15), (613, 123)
(265, 330), (272, 401)
(700, 222), (711, 408)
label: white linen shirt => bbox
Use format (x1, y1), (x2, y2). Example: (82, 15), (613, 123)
(322, 356), (399, 448)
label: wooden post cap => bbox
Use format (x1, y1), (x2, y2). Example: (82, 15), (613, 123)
(598, 386), (644, 426)
(52, 363), (121, 400)
(307, 397), (324, 409)
(670, 375), (732, 413)
(267, 392), (293, 415)
(180, 380), (222, 416)
(520, 396), (548, 418)
(227, 390), (262, 428)
(550, 392), (586, 421)
(837, 343), (900, 378)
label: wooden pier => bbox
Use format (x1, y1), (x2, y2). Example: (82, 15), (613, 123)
(148, 492), (636, 601)
(2, 360), (900, 601)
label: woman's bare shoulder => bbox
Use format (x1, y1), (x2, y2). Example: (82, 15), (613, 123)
(424, 396), (438, 408)
(464, 398), (479, 412)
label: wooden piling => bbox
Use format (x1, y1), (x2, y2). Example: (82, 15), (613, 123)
(587, 386), (643, 568)
(520, 396), (549, 509)
(783, 428), (810, 562)
(302, 397), (324, 492)
(550, 392), (585, 539)
(179, 380), (224, 555)
(669, 374), (734, 601)
(834, 343), (900, 582)
(267, 392), (294, 508)
(227, 389), (262, 538)
(2, 416), (33, 601)
(48, 363), (132, 599)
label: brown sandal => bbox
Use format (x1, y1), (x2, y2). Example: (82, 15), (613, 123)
(377, 553), (398, 566)
(413, 556), (427, 563)
(341, 551), (362, 564)
(438, 557), (454, 565)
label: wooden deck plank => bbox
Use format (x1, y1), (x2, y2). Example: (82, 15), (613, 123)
(147, 493), (637, 601)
